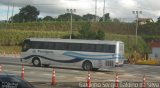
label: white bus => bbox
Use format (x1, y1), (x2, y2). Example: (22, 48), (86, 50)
(21, 38), (124, 70)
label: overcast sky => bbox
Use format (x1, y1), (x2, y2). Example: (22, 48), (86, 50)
(0, 0), (160, 21)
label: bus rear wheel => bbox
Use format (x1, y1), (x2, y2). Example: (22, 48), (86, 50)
(32, 57), (41, 67)
(82, 61), (93, 71)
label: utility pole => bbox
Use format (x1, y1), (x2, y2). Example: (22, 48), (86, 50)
(95, 0), (97, 21)
(7, 1), (10, 23)
(132, 10), (142, 47)
(103, 0), (105, 22)
(132, 10), (142, 61)
(6, 1), (10, 29)
(11, 0), (15, 23)
(67, 9), (76, 39)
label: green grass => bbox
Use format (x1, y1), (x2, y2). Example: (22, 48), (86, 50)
(0, 29), (69, 46)
(105, 33), (147, 53)
(0, 29), (147, 55)
(0, 22), (152, 59)
(0, 22), (135, 35)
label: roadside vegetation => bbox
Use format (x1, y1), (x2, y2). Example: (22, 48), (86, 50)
(0, 29), (146, 57)
(0, 29), (68, 46)
(0, 46), (20, 54)
(136, 59), (160, 65)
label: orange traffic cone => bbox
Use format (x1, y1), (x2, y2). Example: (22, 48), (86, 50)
(21, 64), (24, 80)
(115, 73), (118, 88)
(87, 71), (91, 88)
(0, 64), (2, 72)
(51, 68), (56, 85)
(142, 75), (146, 88)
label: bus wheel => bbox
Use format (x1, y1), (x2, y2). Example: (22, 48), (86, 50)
(32, 57), (41, 67)
(82, 61), (93, 71)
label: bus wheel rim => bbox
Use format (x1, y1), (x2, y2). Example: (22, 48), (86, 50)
(34, 59), (39, 65)
(85, 64), (90, 70)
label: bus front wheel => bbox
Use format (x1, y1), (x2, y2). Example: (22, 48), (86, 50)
(32, 57), (41, 67)
(82, 61), (93, 71)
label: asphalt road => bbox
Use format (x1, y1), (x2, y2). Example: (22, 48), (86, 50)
(1, 56), (160, 88)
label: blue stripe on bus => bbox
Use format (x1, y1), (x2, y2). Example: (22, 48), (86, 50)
(63, 51), (115, 57)
(23, 55), (84, 63)
(63, 51), (124, 60)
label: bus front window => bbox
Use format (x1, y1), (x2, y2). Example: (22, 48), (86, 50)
(22, 40), (30, 52)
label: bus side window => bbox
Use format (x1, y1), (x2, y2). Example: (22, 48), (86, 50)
(31, 41), (40, 49)
(68, 43), (80, 51)
(55, 42), (68, 50)
(81, 44), (95, 52)
(95, 44), (104, 52)
(104, 45), (115, 53)
(48, 42), (55, 50)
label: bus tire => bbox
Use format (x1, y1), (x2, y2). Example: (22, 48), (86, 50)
(32, 57), (41, 67)
(82, 60), (93, 71)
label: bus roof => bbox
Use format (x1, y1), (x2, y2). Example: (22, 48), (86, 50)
(26, 38), (123, 45)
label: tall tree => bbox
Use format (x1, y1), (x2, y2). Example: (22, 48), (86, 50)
(100, 13), (110, 21)
(57, 13), (81, 21)
(82, 14), (96, 21)
(96, 29), (105, 40)
(43, 16), (54, 21)
(157, 16), (160, 23)
(78, 22), (105, 40)
(78, 22), (96, 39)
(11, 5), (39, 22)
(10, 14), (20, 22)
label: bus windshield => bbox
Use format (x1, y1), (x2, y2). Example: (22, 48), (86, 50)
(22, 40), (31, 52)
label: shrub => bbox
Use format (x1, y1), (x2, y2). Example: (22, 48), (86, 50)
(136, 59), (159, 65)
